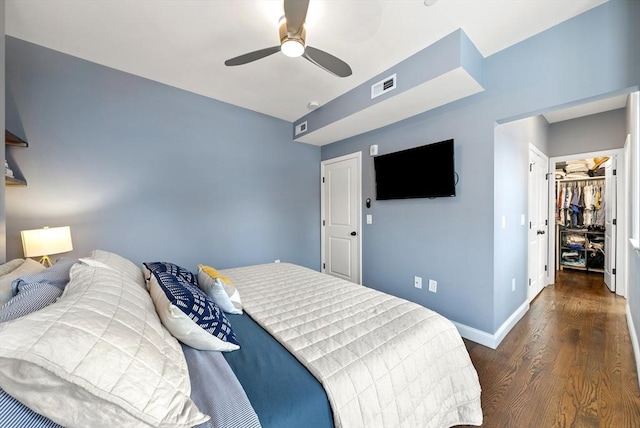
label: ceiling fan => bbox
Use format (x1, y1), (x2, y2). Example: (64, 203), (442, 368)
(224, 0), (352, 78)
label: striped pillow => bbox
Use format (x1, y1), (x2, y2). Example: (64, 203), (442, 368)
(0, 259), (76, 324)
(0, 388), (63, 428)
(0, 259), (46, 306)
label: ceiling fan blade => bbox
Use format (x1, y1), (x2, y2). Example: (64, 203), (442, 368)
(303, 46), (352, 78)
(284, 0), (310, 34)
(224, 46), (281, 66)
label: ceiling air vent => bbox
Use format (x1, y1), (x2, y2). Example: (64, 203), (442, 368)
(295, 121), (308, 136)
(371, 74), (397, 99)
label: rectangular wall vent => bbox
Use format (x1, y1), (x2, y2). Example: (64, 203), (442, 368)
(295, 121), (308, 136)
(371, 73), (397, 99)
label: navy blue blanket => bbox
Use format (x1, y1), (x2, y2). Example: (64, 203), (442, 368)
(223, 313), (334, 428)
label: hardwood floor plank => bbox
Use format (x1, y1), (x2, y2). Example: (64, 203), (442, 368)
(457, 271), (640, 427)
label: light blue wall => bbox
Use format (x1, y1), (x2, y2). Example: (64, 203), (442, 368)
(548, 108), (628, 157)
(630, 247), (640, 369)
(627, 93), (640, 372)
(323, 107), (495, 331)
(322, 0), (639, 335)
(493, 116), (549, 329)
(0, 0), (5, 263)
(5, 37), (321, 270)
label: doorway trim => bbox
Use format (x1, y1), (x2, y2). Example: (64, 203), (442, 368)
(320, 152), (362, 284)
(548, 148), (627, 297)
(528, 144), (550, 300)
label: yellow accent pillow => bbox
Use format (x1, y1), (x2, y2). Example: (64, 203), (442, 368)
(196, 264), (243, 314)
(198, 265), (233, 285)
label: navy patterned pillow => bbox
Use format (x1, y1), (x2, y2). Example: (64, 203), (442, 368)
(143, 261), (197, 285)
(144, 262), (239, 351)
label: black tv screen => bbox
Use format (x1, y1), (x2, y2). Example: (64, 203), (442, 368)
(374, 139), (456, 200)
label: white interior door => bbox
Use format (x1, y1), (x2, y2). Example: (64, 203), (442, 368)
(604, 158), (616, 292)
(321, 153), (361, 284)
(528, 146), (548, 301)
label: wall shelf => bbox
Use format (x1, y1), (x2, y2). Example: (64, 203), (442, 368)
(5, 130), (28, 187)
(5, 176), (27, 186)
(5, 130), (28, 147)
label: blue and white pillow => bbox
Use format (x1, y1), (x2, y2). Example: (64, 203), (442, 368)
(0, 259), (77, 324)
(142, 261), (196, 294)
(0, 387), (63, 428)
(143, 261), (197, 284)
(144, 262), (239, 352)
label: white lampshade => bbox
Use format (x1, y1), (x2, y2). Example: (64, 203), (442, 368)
(21, 226), (73, 266)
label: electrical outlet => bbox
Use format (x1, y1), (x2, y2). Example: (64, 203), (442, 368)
(428, 279), (437, 293)
(275, 259), (280, 263)
(512, 278), (516, 291)
(414, 276), (422, 289)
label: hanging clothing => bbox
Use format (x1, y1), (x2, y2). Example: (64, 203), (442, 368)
(555, 179), (605, 228)
(583, 184), (593, 226)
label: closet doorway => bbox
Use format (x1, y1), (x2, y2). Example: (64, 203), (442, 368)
(549, 149), (625, 296)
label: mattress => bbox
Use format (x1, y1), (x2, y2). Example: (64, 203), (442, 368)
(221, 263), (483, 428)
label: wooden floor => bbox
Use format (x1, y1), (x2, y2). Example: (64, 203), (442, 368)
(459, 270), (640, 427)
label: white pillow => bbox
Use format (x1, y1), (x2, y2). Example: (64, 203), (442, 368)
(86, 249), (145, 288)
(197, 266), (242, 314)
(0, 263), (209, 428)
(146, 268), (240, 352)
(0, 258), (45, 305)
(78, 257), (111, 270)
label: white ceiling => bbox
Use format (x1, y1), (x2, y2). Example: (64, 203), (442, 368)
(6, 0), (608, 123)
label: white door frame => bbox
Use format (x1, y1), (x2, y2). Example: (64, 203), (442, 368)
(604, 157), (617, 291)
(548, 148), (627, 297)
(529, 144), (550, 300)
(320, 152), (362, 284)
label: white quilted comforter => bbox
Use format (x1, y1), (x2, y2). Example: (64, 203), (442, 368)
(221, 263), (482, 428)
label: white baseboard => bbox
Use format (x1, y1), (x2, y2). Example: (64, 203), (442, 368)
(626, 304), (640, 390)
(452, 322), (497, 349)
(453, 300), (529, 349)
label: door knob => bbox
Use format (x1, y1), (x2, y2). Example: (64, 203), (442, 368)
(350, 231), (357, 236)
(537, 230), (546, 235)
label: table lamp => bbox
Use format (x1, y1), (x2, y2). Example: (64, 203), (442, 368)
(20, 226), (73, 267)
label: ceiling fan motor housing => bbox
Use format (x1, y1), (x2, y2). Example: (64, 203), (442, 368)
(279, 17), (306, 57)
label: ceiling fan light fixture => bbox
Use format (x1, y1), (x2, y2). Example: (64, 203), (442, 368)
(278, 15), (306, 58)
(225, 3), (351, 77)
(281, 39), (305, 57)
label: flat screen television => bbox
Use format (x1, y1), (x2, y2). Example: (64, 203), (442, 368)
(374, 139), (456, 200)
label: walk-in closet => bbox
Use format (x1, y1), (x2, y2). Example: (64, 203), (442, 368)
(554, 157), (610, 276)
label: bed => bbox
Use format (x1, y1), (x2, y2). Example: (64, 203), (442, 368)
(0, 250), (482, 428)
